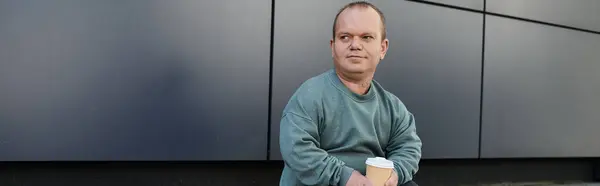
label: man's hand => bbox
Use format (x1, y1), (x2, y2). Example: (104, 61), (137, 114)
(346, 170), (373, 186)
(384, 170), (398, 186)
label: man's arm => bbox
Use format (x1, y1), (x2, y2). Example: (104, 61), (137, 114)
(385, 106), (422, 185)
(280, 111), (354, 186)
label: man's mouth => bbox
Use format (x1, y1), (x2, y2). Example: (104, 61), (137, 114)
(347, 55), (365, 59)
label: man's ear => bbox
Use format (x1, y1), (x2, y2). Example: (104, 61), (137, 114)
(330, 39), (335, 57)
(380, 38), (389, 60)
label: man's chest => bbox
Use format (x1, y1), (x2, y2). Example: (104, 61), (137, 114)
(317, 101), (393, 153)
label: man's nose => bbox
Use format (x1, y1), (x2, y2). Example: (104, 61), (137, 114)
(349, 37), (363, 50)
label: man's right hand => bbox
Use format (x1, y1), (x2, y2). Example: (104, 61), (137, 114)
(345, 171), (373, 186)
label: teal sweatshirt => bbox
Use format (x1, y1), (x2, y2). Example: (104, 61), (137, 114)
(279, 69), (422, 186)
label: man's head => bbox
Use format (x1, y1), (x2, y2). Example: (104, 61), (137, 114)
(330, 1), (389, 79)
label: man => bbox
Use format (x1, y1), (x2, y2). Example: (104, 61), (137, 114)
(279, 1), (422, 186)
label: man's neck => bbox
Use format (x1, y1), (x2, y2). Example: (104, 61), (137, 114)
(335, 71), (373, 95)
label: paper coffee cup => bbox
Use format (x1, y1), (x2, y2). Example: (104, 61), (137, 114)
(365, 157), (394, 186)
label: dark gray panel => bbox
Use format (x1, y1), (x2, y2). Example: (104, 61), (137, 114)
(270, 0), (344, 160)
(487, 0), (600, 32)
(374, 1), (482, 159)
(423, 0), (484, 10)
(271, 0), (482, 159)
(0, 0), (271, 161)
(482, 16), (600, 158)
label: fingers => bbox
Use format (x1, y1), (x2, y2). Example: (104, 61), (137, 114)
(384, 177), (397, 186)
(362, 179), (373, 186)
(385, 170), (398, 186)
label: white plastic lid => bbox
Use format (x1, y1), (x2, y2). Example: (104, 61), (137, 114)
(365, 157), (394, 169)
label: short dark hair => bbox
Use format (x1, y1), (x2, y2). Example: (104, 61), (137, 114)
(332, 1), (387, 40)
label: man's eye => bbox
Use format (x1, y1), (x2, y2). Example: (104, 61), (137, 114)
(363, 36), (373, 40)
(340, 36), (349, 40)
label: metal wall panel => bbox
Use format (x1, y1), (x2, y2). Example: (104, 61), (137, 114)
(481, 16), (600, 158)
(271, 0), (482, 159)
(375, 1), (482, 159)
(423, 0), (484, 10)
(0, 0), (271, 161)
(270, 0), (345, 160)
(487, 0), (600, 32)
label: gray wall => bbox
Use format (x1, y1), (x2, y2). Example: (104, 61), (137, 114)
(0, 0), (271, 161)
(480, 1), (600, 158)
(374, 1), (482, 159)
(1, 0), (600, 185)
(423, 0), (484, 10)
(481, 16), (600, 158)
(0, 0), (599, 163)
(487, 0), (600, 32)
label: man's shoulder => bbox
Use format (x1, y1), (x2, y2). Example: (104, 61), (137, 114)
(372, 80), (408, 111)
(280, 70), (336, 122)
(291, 70), (333, 99)
(283, 70), (333, 114)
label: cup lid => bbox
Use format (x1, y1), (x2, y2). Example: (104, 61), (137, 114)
(365, 157), (394, 169)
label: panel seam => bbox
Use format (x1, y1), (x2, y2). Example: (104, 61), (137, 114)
(478, 0), (486, 159)
(266, 0), (276, 160)
(406, 0), (600, 35)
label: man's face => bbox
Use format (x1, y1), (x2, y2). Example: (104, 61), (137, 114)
(331, 7), (389, 76)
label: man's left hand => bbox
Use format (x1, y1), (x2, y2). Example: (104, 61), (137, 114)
(385, 170), (398, 186)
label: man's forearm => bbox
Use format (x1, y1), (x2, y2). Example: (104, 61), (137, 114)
(282, 151), (354, 186)
(388, 145), (421, 184)
(386, 112), (422, 184)
(280, 112), (355, 185)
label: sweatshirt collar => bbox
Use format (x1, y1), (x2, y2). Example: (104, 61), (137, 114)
(328, 69), (376, 102)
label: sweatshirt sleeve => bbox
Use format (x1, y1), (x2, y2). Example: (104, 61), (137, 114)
(385, 105), (423, 185)
(280, 111), (354, 186)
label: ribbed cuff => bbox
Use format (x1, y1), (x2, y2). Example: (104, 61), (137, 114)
(339, 166), (354, 186)
(395, 165), (411, 185)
